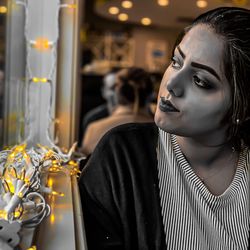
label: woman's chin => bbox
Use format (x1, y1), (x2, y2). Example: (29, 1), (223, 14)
(155, 111), (170, 128)
(155, 115), (172, 132)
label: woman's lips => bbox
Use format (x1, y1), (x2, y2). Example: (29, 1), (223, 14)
(159, 96), (180, 112)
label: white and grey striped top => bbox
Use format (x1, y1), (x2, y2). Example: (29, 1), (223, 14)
(157, 128), (249, 250)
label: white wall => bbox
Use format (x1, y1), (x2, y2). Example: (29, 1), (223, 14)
(131, 26), (182, 72)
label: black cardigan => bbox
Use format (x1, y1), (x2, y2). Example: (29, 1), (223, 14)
(79, 123), (167, 250)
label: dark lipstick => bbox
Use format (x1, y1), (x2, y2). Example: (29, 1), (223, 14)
(159, 96), (179, 112)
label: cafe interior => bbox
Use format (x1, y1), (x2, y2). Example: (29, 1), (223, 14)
(0, 0), (249, 249)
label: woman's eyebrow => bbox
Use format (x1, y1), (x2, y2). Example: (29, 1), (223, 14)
(191, 62), (221, 81)
(177, 46), (186, 59)
(177, 45), (221, 81)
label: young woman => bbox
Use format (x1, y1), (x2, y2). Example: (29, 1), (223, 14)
(79, 7), (250, 250)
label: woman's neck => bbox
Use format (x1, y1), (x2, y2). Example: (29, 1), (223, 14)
(176, 135), (236, 169)
(175, 135), (240, 195)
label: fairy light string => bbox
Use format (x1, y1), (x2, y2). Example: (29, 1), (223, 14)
(0, 0), (78, 248)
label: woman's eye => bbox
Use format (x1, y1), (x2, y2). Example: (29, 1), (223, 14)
(171, 57), (181, 69)
(193, 75), (212, 89)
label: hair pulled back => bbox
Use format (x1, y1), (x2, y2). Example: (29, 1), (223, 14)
(187, 7), (250, 150)
(117, 67), (153, 108)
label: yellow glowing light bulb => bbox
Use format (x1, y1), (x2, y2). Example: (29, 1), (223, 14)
(196, 0), (208, 8)
(14, 144), (26, 153)
(47, 178), (53, 187)
(69, 160), (77, 166)
(20, 168), (26, 180)
(32, 77), (48, 83)
(18, 192), (24, 198)
(3, 168), (17, 191)
(109, 6), (119, 15)
(24, 179), (30, 185)
(50, 214), (55, 224)
(70, 169), (81, 176)
(33, 38), (51, 50)
(67, 4), (77, 9)
(51, 191), (65, 197)
(0, 6), (7, 14)
(5, 179), (15, 193)
(14, 210), (22, 218)
(27, 246), (37, 250)
(141, 17), (152, 26)
(9, 167), (17, 178)
(23, 152), (28, 159)
(23, 153), (32, 170)
(49, 167), (58, 172)
(0, 210), (7, 219)
(121, 1), (133, 8)
(46, 150), (53, 157)
(8, 152), (15, 159)
(118, 13), (128, 21)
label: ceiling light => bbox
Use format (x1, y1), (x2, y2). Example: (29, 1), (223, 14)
(196, 0), (208, 8)
(121, 1), (133, 9)
(141, 17), (152, 26)
(157, 0), (169, 6)
(118, 13), (128, 21)
(109, 6), (119, 15)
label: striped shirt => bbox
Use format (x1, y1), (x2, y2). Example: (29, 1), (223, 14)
(157, 128), (249, 249)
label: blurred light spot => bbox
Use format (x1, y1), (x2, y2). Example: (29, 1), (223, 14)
(0, 6), (7, 14)
(157, 0), (169, 6)
(196, 0), (208, 8)
(109, 6), (119, 15)
(118, 13), (128, 21)
(141, 17), (152, 26)
(122, 1), (133, 8)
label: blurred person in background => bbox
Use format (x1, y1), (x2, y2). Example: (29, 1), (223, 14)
(148, 72), (163, 115)
(80, 70), (118, 146)
(81, 67), (154, 156)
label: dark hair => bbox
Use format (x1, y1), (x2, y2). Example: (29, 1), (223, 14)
(185, 7), (250, 150)
(117, 67), (153, 107)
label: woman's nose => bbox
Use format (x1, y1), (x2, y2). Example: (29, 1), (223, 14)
(166, 72), (184, 97)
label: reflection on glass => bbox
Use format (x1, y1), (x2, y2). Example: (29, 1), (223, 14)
(0, 0), (6, 149)
(3, 0), (26, 148)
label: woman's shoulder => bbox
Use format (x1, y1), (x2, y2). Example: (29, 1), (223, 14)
(81, 122), (159, 186)
(87, 122), (158, 166)
(104, 121), (157, 135)
(99, 122), (158, 145)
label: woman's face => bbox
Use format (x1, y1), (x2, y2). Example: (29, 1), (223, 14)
(154, 24), (231, 143)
